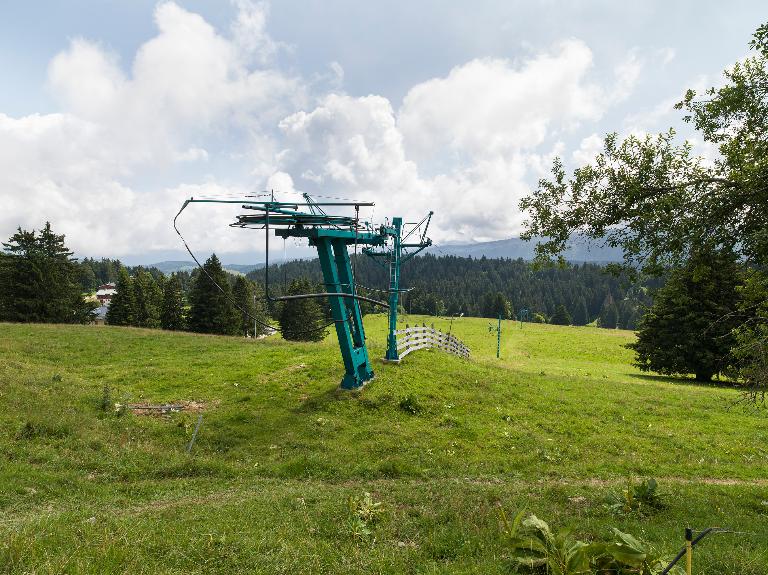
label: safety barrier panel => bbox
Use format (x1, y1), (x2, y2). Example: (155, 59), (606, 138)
(394, 324), (470, 360)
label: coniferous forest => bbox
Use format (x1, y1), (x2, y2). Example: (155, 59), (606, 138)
(4, 224), (662, 333)
(248, 254), (657, 329)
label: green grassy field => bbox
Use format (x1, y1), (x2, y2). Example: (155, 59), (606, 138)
(1, 315), (767, 574)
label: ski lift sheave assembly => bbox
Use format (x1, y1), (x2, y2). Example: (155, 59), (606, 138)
(174, 191), (434, 390)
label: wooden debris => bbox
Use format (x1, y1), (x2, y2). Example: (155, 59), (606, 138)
(127, 400), (209, 416)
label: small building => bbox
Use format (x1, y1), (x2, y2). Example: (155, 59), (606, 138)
(95, 283), (116, 306)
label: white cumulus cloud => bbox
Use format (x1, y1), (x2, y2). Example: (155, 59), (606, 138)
(1, 1), (302, 257)
(273, 40), (642, 244)
(1, 2), (647, 258)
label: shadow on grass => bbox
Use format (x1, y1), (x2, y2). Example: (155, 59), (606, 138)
(293, 384), (394, 413)
(293, 385), (352, 413)
(627, 372), (741, 390)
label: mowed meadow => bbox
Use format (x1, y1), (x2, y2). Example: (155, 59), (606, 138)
(1, 315), (767, 573)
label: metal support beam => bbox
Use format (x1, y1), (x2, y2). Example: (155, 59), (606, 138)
(316, 237), (374, 389)
(385, 217), (403, 362)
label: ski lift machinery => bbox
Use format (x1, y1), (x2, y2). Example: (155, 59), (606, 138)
(175, 193), (434, 389)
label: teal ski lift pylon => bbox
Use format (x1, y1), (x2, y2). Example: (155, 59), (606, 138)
(174, 193), (433, 389)
(362, 211), (434, 362)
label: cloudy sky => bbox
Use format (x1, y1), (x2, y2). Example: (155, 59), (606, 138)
(1, 1), (766, 264)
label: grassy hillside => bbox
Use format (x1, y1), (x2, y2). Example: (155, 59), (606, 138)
(1, 316), (766, 573)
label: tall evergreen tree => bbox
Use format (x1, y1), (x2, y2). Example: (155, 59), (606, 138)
(550, 303), (572, 325)
(251, 282), (269, 336)
(78, 262), (98, 292)
(0, 223), (90, 323)
(106, 268), (136, 326)
(0, 252), (9, 319)
(278, 278), (326, 341)
(482, 291), (512, 319)
(617, 300), (639, 330)
(572, 297), (589, 326)
(628, 249), (743, 382)
(133, 269), (162, 328)
(232, 276), (269, 336)
(161, 273), (186, 330)
(188, 254), (240, 335)
(599, 301), (619, 329)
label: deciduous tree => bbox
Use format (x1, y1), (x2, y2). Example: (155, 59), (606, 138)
(520, 23), (768, 394)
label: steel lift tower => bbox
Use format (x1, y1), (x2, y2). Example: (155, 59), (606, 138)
(177, 194), (432, 389)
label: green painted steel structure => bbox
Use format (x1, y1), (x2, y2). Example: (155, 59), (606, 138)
(177, 194), (432, 389)
(489, 314), (502, 358)
(362, 212), (433, 363)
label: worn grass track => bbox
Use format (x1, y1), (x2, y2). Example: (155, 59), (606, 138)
(1, 317), (766, 573)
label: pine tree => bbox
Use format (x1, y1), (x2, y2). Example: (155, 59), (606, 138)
(133, 269), (162, 328)
(617, 300), (638, 330)
(0, 223), (89, 323)
(187, 254), (240, 335)
(232, 276), (269, 336)
(106, 268), (136, 326)
(628, 249), (743, 382)
(572, 297), (589, 326)
(599, 301), (619, 329)
(550, 303), (572, 325)
(78, 262), (98, 292)
(251, 282), (269, 336)
(278, 278), (326, 341)
(0, 252), (9, 320)
(161, 273), (186, 330)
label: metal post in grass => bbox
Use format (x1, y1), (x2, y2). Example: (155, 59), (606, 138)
(660, 527), (743, 575)
(448, 312), (463, 336)
(488, 314), (502, 358)
(253, 293), (258, 338)
(496, 314), (501, 358)
(187, 414), (203, 454)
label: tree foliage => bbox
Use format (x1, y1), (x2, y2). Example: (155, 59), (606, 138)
(232, 276), (269, 337)
(628, 249), (743, 382)
(188, 254), (240, 336)
(729, 270), (768, 402)
(521, 25), (768, 271)
(0, 223), (92, 323)
(520, 23), (768, 394)
(481, 291), (512, 319)
(278, 278), (327, 342)
(160, 273), (186, 331)
(550, 304), (572, 326)
(106, 268), (136, 326)
(572, 297), (589, 326)
(599, 299), (619, 329)
(133, 269), (162, 328)
(250, 254), (652, 329)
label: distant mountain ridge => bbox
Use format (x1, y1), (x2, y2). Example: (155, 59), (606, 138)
(427, 237), (624, 262)
(143, 237), (622, 274)
(146, 261), (265, 275)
